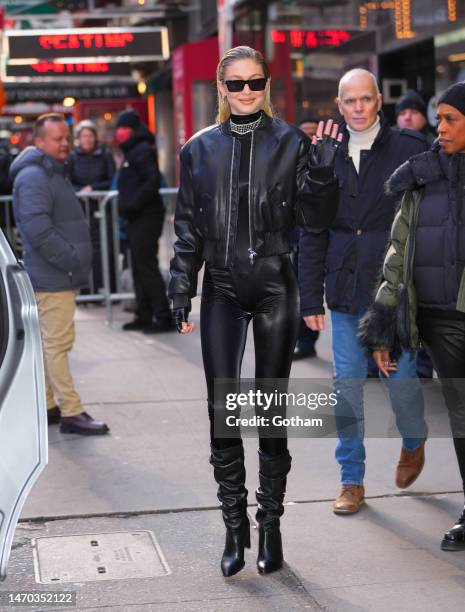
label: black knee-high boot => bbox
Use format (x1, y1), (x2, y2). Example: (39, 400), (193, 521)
(256, 449), (292, 574)
(210, 444), (250, 576)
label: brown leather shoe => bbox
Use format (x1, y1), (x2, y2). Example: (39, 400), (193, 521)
(395, 438), (426, 489)
(60, 412), (109, 436)
(333, 485), (365, 515)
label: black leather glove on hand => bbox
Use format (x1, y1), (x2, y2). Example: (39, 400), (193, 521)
(309, 134), (340, 169)
(173, 307), (190, 333)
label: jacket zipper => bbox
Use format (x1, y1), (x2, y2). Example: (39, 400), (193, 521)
(404, 193), (420, 342)
(225, 138), (235, 266)
(248, 130), (257, 265)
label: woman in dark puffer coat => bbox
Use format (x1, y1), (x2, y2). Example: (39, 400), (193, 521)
(69, 120), (115, 192)
(359, 82), (465, 552)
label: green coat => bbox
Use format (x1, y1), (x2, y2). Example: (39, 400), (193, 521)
(359, 187), (465, 354)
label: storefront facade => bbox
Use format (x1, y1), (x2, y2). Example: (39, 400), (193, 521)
(231, 0), (465, 126)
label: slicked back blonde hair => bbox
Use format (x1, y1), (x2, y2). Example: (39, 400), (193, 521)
(216, 46), (273, 123)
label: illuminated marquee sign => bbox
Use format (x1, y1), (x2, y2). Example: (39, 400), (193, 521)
(5, 27), (169, 64)
(5, 61), (131, 79)
(271, 29), (351, 49)
(5, 82), (139, 104)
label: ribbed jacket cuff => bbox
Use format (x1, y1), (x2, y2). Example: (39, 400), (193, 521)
(301, 307), (325, 317)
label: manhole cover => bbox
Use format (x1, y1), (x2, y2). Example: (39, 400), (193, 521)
(32, 531), (171, 584)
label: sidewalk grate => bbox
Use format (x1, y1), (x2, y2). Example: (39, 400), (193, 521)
(32, 530), (171, 584)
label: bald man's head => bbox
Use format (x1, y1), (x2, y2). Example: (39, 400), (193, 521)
(338, 69), (380, 99)
(336, 69), (382, 131)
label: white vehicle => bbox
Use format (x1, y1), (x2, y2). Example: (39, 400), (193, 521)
(0, 229), (47, 580)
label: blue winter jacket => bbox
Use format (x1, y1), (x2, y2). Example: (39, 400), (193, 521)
(298, 116), (428, 316)
(11, 147), (92, 292)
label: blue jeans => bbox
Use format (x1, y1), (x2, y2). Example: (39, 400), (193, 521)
(331, 310), (427, 485)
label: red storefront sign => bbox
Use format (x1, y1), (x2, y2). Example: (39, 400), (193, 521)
(271, 29), (351, 49)
(38, 33), (134, 51)
(5, 61), (131, 79)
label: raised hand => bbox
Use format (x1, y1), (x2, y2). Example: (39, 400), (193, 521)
(309, 119), (344, 168)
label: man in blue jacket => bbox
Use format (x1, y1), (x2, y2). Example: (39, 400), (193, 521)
(11, 113), (109, 436)
(299, 70), (427, 514)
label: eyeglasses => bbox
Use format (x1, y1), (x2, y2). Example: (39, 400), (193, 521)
(224, 78), (267, 92)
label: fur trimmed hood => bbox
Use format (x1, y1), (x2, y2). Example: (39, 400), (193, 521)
(386, 141), (443, 196)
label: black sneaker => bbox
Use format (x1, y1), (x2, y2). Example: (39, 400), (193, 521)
(122, 319), (149, 331)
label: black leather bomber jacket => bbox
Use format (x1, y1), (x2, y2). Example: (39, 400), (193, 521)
(169, 113), (339, 306)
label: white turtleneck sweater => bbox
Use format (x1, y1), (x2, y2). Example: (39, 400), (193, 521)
(347, 116), (381, 173)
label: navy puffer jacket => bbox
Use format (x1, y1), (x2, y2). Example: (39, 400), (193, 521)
(387, 147), (465, 310)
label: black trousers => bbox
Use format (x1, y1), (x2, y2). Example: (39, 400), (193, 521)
(417, 312), (465, 494)
(201, 255), (299, 455)
(127, 212), (170, 323)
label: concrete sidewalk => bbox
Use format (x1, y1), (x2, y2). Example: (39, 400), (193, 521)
(2, 303), (465, 612)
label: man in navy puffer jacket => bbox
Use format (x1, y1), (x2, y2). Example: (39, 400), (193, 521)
(11, 113), (109, 436)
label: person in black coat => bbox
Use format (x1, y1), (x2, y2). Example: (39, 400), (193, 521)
(69, 120), (115, 192)
(394, 91), (436, 378)
(69, 120), (116, 293)
(169, 45), (342, 578)
(395, 90), (437, 147)
(298, 69), (429, 516)
(361, 82), (465, 551)
(116, 110), (173, 333)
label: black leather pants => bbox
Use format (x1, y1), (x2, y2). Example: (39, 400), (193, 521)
(417, 312), (465, 494)
(201, 255), (299, 455)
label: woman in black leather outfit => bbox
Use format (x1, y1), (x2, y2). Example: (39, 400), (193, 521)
(360, 82), (465, 552)
(169, 46), (342, 577)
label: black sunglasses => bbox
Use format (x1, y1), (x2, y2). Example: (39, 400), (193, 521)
(224, 78), (268, 92)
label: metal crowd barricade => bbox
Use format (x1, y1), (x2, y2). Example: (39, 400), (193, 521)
(0, 188), (179, 326)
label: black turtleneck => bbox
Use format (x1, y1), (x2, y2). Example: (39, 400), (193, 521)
(230, 111), (262, 125)
(230, 111), (262, 272)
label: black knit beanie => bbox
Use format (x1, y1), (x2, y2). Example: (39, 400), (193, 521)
(438, 81), (465, 116)
(116, 110), (141, 129)
(395, 90), (427, 117)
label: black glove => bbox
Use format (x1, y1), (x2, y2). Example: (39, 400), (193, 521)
(309, 134), (340, 169)
(173, 307), (189, 333)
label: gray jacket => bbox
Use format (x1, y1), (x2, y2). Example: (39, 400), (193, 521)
(11, 147), (92, 292)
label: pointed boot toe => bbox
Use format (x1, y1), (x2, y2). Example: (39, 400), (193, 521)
(257, 525), (283, 574)
(221, 519), (251, 577)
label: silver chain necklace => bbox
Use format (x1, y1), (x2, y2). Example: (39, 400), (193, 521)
(229, 115), (262, 135)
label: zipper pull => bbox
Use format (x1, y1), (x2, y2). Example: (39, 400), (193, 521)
(248, 248), (257, 265)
